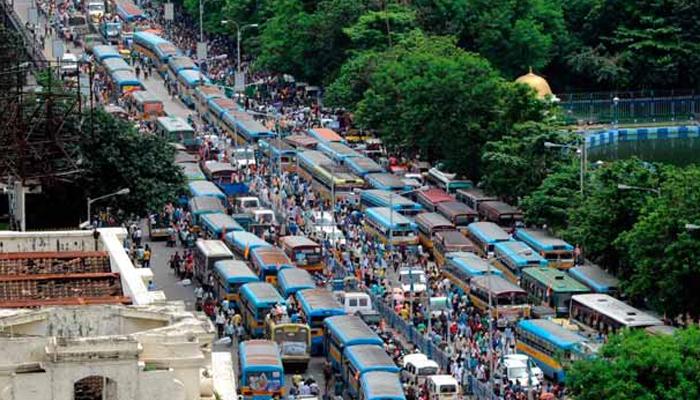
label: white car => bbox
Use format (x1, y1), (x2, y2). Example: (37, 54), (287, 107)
(312, 225), (345, 246)
(230, 147), (256, 169)
(398, 268), (427, 294)
(504, 354), (544, 382)
(60, 53), (78, 77)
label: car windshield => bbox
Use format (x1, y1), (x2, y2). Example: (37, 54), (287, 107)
(88, 4), (104, 11)
(400, 272), (425, 285)
(68, 16), (86, 26)
(508, 366), (528, 380)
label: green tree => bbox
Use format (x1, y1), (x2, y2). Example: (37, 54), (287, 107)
(616, 165), (700, 319)
(342, 4), (417, 52)
(324, 50), (381, 109)
(521, 162), (581, 232)
(480, 121), (571, 204)
(567, 328), (700, 399)
(77, 110), (185, 215)
(563, 159), (662, 276)
(354, 32), (544, 178)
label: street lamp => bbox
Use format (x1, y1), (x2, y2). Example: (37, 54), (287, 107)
(221, 20), (259, 73)
(616, 183), (661, 196)
(86, 188), (130, 226)
(544, 138), (586, 194)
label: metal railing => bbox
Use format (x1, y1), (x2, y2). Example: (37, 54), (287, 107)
(0, 0), (48, 74)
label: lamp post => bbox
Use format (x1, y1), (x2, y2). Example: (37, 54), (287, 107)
(221, 20), (259, 73)
(86, 188), (130, 226)
(544, 138), (586, 194)
(616, 183), (661, 197)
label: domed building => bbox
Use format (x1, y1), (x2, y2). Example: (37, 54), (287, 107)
(515, 68), (553, 100)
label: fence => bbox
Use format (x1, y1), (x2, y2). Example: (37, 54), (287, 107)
(369, 292), (498, 400)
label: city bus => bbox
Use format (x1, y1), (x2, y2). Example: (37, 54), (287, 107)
(177, 69), (211, 108)
(492, 241), (548, 283)
(307, 127), (346, 144)
(479, 201), (524, 227)
(359, 190), (423, 216)
(436, 201), (478, 234)
(225, 231), (271, 260)
(264, 315), (311, 370)
(414, 212), (455, 250)
(467, 221), (512, 255)
(166, 55), (198, 85)
(187, 180), (226, 203)
(343, 344), (400, 399)
(249, 246), (294, 284)
(201, 161), (236, 182)
(469, 275), (531, 322)
(207, 97), (239, 130)
(114, 0), (145, 23)
(279, 236), (324, 273)
(515, 228), (575, 269)
(188, 196), (226, 225)
(415, 188), (455, 212)
(92, 45), (122, 62)
(194, 85), (226, 121)
(297, 150), (365, 200)
(317, 141), (361, 164)
(324, 315), (384, 372)
(516, 319), (597, 382)
(238, 340), (285, 399)
(132, 31), (182, 73)
(568, 263), (620, 295)
(346, 156), (385, 178)
(102, 57), (133, 74)
(443, 252), (502, 293)
(221, 110), (275, 144)
(427, 167), (473, 194)
(432, 230), (478, 267)
(200, 213), (244, 240)
(128, 90), (164, 120)
(239, 282), (286, 337)
(155, 116), (197, 150)
(284, 134), (318, 150)
(296, 288), (347, 355)
(213, 259), (259, 304)
(259, 139), (297, 173)
(521, 266), (590, 316)
(365, 173), (411, 192)
(109, 70), (143, 94)
(179, 162), (206, 182)
(569, 294), (663, 334)
(360, 371), (406, 400)
(363, 207), (419, 249)
(455, 187), (497, 212)
(277, 267), (316, 298)
(194, 239), (234, 284)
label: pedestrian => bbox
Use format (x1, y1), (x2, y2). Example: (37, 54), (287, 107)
(224, 318), (234, 346)
(142, 245), (151, 268)
(135, 64), (141, 79)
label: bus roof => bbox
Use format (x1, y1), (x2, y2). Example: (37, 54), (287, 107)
(239, 340), (283, 370)
(434, 230), (476, 250)
(225, 232), (271, 254)
(178, 69), (210, 86)
(195, 85), (225, 102)
(415, 212), (454, 231)
(324, 315), (383, 347)
(365, 207), (417, 230)
(568, 264), (620, 293)
(446, 252), (503, 277)
(208, 97), (239, 118)
(470, 275), (526, 296)
(361, 190), (422, 210)
(250, 247), (293, 269)
(158, 116), (194, 132)
(110, 70), (141, 87)
(284, 134), (318, 149)
(494, 241), (548, 267)
(92, 45), (121, 61)
(436, 201), (477, 217)
(180, 163), (206, 181)
(214, 260), (258, 284)
(522, 267), (590, 293)
(480, 200), (522, 216)
(167, 55), (198, 73)
(515, 228), (574, 252)
(308, 127), (344, 143)
(131, 89), (162, 104)
(361, 371), (405, 400)
(277, 268), (316, 296)
(571, 294), (663, 328)
(240, 282), (285, 306)
(202, 161), (236, 175)
(187, 180), (224, 198)
(417, 188), (454, 204)
(195, 239), (233, 258)
(366, 173), (410, 191)
(102, 57), (133, 73)
(279, 235), (320, 249)
(346, 156), (384, 177)
(467, 222), (511, 244)
(343, 344), (399, 374)
(188, 197), (225, 214)
(317, 141), (360, 161)
(456, 187), (497, 202)
(200, 213), (244, 235)
(296, 289), (345, 315)
(518, 319), (588, 349)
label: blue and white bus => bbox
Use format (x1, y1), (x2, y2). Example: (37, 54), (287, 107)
(92, 45), (121, 62)
(250, 246), (294, 284)
(296, 288), (346, 355)
(365, 173), (411, 192)
(259, 139), (297, 173)
(360, 371), (406, 400)
(225, 231), (271, 260)
(346, 156), (385, 177)
(276, 267), (316, 298)
(317, 141), (361, 164)
(213, 259), (259, 305)
(133, 31), (182, 73)
(443, 251), (503, 293)
(568, 263), (620, 295)
(492, 240), (548, 283)
(360, 190), (423, 216)
(187, 180), (226, 203)
(467, 221), (512, 255)
(239, 283), (285, 337)
(343, 344), (399, 399)
(515, 228), (575, 269)
(177, 69), (211, 108)
(200, 213), (244, 240)
(324, 315), (383, 372)
(363, 207), (419, 249)
(238, 340), (285, 399)
(221, 110), (275, 144)
(109, 70), (143, 94)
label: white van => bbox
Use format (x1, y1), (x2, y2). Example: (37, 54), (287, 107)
(334, 291), (372, 315)
(499, 358), (540, 390)
(234, 196), (260, 213)
(504, 354), (544, 382)
(401, 353), (439, 386)
(398, 268), (427, 294)
(253, 208), (276, 226)
(426, 375), (460, 400)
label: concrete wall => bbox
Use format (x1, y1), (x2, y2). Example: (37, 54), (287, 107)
(0, 230), (104, 253)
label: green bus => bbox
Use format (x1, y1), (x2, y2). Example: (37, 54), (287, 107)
(155, 116), (198, 150)
(521, 266), (590, 316)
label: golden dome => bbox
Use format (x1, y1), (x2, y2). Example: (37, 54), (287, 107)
(515, 67), (553, 99)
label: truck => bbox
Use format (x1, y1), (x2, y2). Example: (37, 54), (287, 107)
(84, 0), (105, 22)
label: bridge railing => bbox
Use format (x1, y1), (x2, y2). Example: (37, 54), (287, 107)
(0, 0), (48, 74)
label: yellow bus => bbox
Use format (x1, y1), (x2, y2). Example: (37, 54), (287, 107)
(265, 315), (311, 371)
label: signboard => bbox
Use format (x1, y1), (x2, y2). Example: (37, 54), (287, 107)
(164, 3), (174, 20)
(196, 42), (207, 61)
(234, 72), (245, 92)
(52, 39), (64, 59)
